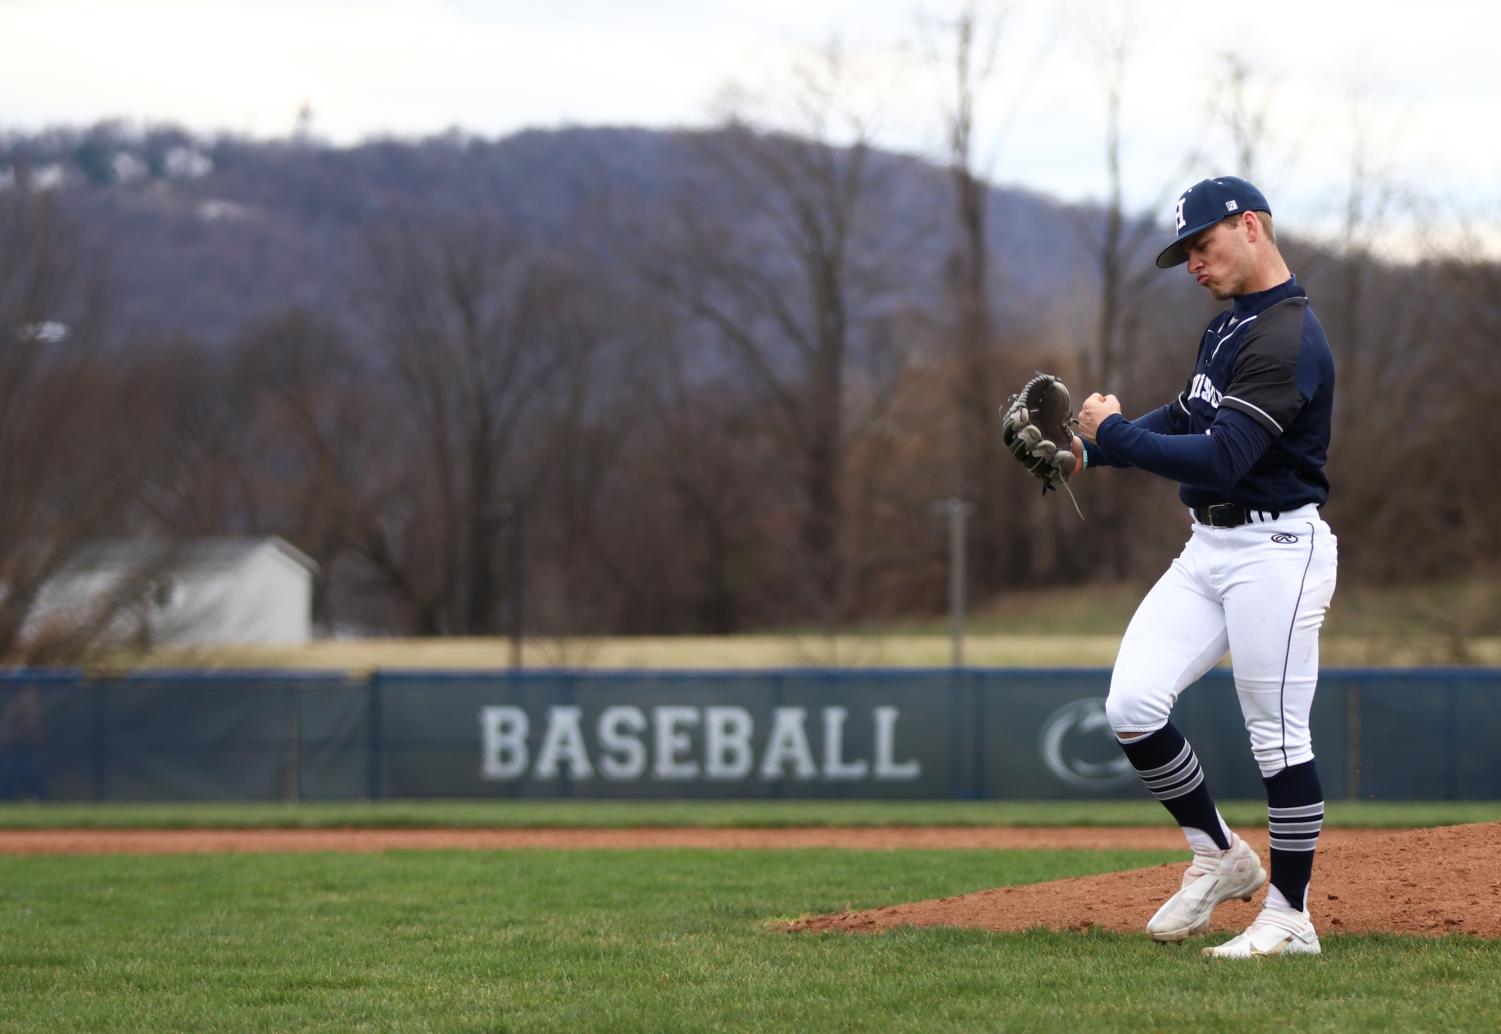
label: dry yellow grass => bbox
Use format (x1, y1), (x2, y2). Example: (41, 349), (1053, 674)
(84, 578), (1501, 671)
(119, 632), (1501, 671)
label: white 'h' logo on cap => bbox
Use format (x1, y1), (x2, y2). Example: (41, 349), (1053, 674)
(1174, 196), (1188, 232)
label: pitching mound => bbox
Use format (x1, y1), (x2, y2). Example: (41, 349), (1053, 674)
(788, 821), (1501, 939)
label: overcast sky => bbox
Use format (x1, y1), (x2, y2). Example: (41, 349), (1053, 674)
(4, 0), (1498, 254)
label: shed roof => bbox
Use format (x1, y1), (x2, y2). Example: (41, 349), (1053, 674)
(63, 537), (318, 575)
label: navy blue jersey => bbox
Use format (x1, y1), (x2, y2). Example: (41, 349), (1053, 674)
(1089, 276), (1334, 511)
(1177, 277), (1333, 509)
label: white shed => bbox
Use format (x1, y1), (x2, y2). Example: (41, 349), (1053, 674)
(31, 537), (318, 647)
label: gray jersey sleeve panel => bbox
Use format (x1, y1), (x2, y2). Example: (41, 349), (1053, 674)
(1220, 298), (1308, 435)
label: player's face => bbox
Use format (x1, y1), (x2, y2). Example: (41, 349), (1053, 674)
(1183, 217), (1254, 300)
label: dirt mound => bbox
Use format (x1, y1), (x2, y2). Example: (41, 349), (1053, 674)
(788, 822), (1501, 939)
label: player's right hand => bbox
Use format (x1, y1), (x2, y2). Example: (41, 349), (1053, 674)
(1078, 393), (1121, 442)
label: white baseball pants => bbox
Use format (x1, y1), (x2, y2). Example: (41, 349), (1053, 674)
(1105, 504), (1338, 777)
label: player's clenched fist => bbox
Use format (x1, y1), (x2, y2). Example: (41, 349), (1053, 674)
(1078, 392), (1121, 442)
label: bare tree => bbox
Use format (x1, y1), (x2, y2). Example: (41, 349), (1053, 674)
(921, 0), (1013, 594)
(129, 339), (254, 535)
(1071, 10), (1162, 390)
(517, 257), (650, 639)
(0, 190), (179, 661)
(1303, 103), (1446, 586)
(219, 309), (379, 631)
(635, 51), (918, 627)
(351, 213), (585, 635)
(627, 311), (766, 633)
(1215, 53), (1270, 182)
(1326, 101), (1409, 432)
(1434, 257), (1501, 585)
(1050, 6), (1188, 578)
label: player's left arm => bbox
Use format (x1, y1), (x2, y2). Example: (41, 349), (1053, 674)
(1092, 407), (1272, 489)
(1079, 396), (1190, 469)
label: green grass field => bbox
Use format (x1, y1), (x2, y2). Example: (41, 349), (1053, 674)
(2, 798), (1501, 830)
(2, 800), (1500, 1032)
(3, 846), (1499, 1033)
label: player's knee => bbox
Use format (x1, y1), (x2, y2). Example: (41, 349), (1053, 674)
(1254, 754), (1284, 779)
(1251, 742), (1314, 779)
(1104, 681), (1170, 738)
(1244, 709), (1315, 777)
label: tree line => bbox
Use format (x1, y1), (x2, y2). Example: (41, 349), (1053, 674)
(2, 105), (1498, 659)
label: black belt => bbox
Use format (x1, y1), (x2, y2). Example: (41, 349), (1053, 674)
(1192, 502), (1280, 528)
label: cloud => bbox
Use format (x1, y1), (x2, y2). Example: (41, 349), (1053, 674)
(1, 0), (1498, 251)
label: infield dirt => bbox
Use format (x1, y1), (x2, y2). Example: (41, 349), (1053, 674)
(787, 821), (1501, 939)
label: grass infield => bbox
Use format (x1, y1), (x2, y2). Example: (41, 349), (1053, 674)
(1, 798), (1499, 830)
(2, 847), (1498, 1033)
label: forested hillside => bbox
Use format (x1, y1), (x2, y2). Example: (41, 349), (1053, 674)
(0, 123), (1105, 344)
(1, 122), (1495, 655)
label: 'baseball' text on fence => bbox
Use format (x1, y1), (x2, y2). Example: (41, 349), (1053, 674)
(479, 705), (921, 783)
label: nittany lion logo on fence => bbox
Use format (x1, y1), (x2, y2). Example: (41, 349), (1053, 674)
(1039, 698), (1135, 790)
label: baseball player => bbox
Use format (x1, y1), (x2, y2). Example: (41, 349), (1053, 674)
(1073, 177), (1337, 957)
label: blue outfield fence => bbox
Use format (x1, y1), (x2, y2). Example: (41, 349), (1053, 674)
(0, 668), (1498, 801)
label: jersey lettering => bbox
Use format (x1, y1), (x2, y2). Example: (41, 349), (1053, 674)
(1187, 372), (1222, 408)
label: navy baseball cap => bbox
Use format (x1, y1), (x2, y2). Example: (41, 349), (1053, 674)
(1155, 176), (1271, 268)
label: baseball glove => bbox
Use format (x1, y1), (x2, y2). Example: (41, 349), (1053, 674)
(1000, 372), (1080, 495)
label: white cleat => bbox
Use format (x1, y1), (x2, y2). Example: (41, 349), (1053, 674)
(1146, 834), (1267, 943)
(1202, 903), (1322, 958)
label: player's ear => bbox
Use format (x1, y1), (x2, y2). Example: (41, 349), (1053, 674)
(1243, 211), (1264, 244)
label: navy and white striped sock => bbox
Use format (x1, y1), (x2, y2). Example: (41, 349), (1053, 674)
(1264, 760), (1324, 912)
(1118, 722), (1231, 852)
